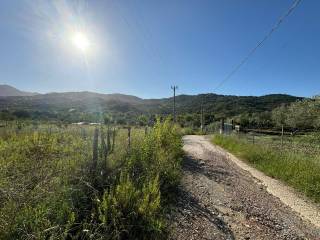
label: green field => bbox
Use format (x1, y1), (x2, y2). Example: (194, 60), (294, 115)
(213, 133), (320, 203)
(237, 132), (320, 156)
(0, 120), (182, 239)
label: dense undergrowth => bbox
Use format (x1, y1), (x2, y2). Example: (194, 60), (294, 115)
(212, 134), (320, 203)
(0, 119), (182, 239)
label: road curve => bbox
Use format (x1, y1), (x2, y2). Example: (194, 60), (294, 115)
(169, 135), (320, 240)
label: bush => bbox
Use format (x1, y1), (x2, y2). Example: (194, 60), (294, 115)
(78, 119), (182, 239)
(0, 120), (182, 239)
(94, 174), (163, 239)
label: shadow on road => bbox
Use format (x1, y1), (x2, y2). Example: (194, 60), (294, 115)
(182, 154), (232, 185)
(170, 155), (235, 240)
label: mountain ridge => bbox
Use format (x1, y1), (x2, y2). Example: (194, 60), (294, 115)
(0, 84), (304, 122)
(0, 84), (39, 97)
(0, 84), (303, 100)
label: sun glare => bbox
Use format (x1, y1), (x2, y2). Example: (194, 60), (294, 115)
(72, 32), (90, 52)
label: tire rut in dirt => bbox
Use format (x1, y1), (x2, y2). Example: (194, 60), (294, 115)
(170, 135), (320, 240)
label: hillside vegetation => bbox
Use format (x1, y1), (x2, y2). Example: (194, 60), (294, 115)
(230, 96), (320, 130)
(0, 85), (301, 124)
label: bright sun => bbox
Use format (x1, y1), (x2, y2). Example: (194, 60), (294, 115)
(72, 32), (90, 52)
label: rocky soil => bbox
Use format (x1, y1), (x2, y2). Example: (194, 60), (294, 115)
(169, 135), (320, 240)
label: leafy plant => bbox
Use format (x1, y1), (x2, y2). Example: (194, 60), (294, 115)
(0, 119), (182, 239)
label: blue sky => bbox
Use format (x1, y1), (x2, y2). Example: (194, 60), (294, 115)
(0, 0), (319, 98)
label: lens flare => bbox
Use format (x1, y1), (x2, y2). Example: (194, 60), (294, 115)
(72, 31), (90, 52)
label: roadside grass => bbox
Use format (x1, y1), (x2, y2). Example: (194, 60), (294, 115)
(212, 134), (320, 203)
(0, 120), (183, 239)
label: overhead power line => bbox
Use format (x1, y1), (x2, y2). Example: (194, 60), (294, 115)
(213, 0), (302, 91)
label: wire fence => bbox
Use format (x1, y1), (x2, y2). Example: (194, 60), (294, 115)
(221, 130), (320, 157)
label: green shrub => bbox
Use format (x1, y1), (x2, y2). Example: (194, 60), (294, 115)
(94, 174), (163, 240)
(0, 120), (182, 239)
(127, 119), (182, 201)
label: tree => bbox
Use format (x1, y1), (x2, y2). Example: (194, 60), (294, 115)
(137, 115), (148, 126)
(0, 110), (14, 121)
(272, 105), (287, 128)
(271, 97), (320, 130)
(104, 115), (112, 125)
(204, 113), (215, 125)
(12, 110), (30, 119)
(285, 99), (317, 129)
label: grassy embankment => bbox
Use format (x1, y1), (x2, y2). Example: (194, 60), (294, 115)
(212, 134), (320, 203)
(0, 119), (182, 239)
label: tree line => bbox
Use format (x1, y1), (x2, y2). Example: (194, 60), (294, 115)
(232, 96), (320, 130)
(1, 96), (319, 131)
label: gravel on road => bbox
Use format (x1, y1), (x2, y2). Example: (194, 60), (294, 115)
(169, 135), (320, 240)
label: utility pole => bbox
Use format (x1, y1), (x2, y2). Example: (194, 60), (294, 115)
(220, 118), (224, 134)
(171, 86), (178, 122)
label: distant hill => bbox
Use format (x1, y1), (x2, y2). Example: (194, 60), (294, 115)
(0, 84), (38, 97)
(0, 85), (303, 121)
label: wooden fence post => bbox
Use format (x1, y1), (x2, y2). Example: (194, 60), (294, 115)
(107, 126), (111, 151)
(128, 127), (131, 152)
(92, 128), (99, 174)
(100, 127), (108, 177)
(111, 127), (116, 153)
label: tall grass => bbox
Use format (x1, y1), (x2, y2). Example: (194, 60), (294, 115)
(0, 119), (182, 239)
(213, 134), (320, 203)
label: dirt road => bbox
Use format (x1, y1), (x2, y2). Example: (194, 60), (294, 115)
(169, 135), (320, 240)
